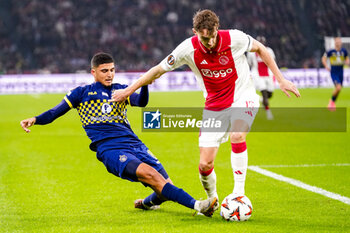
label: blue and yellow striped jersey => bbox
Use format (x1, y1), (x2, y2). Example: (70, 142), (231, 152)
(64, 82), (143, 151)
(325, 48), (348, 74)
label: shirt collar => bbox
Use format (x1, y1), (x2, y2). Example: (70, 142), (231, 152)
(95, 81), (112, 90)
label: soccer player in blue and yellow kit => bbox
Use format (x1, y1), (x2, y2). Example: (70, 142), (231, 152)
(20, 52), (217, 217)
(322, 37), (349, 111)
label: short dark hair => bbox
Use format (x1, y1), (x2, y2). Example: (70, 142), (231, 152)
(91, 52), (114, 68)
(193, 9), (220, 33)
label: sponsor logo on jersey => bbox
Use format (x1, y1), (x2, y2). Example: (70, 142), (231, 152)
(167, 55), (175, 66)
(201, 68), (233, 78)
(200, 59), (208, 65)
(101, 103), (112, 114)
(219, 55), (229, 65)
(88, 91), (97, 96)
(143, 110), (161, 129)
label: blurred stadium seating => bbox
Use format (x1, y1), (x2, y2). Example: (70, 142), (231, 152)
(0, 0), (349, 74)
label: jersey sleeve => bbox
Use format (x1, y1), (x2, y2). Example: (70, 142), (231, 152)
(159, 38), (193, 71)
(35, 99), (71, 125)
(129, 86), (149, 107)
(229, 30), (253, 58)
(64, 86), (83, 108)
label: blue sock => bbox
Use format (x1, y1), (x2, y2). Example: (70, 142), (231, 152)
(143, 192), (165, 207)
(161, 183), (196, 209)
(332, 95), (337, 102)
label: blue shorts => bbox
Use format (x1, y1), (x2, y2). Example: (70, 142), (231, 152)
(331, 72), (344, 85)
(96, 139), (168, 182)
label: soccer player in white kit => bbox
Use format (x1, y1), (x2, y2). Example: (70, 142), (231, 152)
(247, 36), (276, 120)
(110, 9), (300, 210)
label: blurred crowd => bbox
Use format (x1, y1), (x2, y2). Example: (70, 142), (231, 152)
(0, 0), (349, 74)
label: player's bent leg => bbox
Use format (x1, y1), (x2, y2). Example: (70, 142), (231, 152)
(199, 147), (219, 210)
(230, 119), (249, 141)
(333, 84), (342, 97)
(230, 120), (249, 195)
(329, 84), (342, 111)
(267, 91), (273, 99)
(135, 163), (167, 195)
(261, 90), (273, 119)
(129, 162), (166, 210)
(199, 147), (218, 171)
(136, 163), (217, 216)
(137, 177), (173, 210)
(135, 179), (173, 210)
(266, 91), (274, 119)
(261, 90), (269, 108)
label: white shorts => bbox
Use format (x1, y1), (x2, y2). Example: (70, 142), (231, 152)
(254, 76), (275, 92)
(199, 90), (260, 148)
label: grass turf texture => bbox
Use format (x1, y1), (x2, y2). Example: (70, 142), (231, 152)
(1, 88), (349, 232)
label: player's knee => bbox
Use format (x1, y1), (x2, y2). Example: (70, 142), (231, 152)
(199, 161), (214, 172)
(143, 170), (159, 182)
(230, 132), (245, 143)
(137, 165), (163, 184)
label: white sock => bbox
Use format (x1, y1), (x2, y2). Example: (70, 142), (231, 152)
(194, 201), (201, 211)
(199, 168), (218, 198)
(231, 143), (248, 195)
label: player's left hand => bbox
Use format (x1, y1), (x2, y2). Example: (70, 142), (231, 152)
(279, 79), (301, 98)
(20, 117), (36, 133)
(109, 89), (128, 103)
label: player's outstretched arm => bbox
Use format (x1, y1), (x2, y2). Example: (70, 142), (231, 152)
(250, 39), (300, 98)
(110, 64), (167, 102)
(20, 117), (36, 133)
(20, 99), (71, 133)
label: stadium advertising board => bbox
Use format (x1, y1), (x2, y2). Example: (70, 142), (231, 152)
(0, 69), (349, 94)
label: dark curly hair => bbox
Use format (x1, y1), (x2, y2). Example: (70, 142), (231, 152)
(193, 9), (220, 33)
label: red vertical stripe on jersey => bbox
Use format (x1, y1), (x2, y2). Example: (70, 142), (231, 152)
(191, 30), (238, 111)
(256, 53), (269, 77)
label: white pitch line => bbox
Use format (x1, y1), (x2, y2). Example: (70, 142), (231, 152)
(248, 165), (350, 205)
(257, 163), (350, 168)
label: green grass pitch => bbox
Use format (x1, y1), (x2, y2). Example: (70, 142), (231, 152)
(1, 88), (349, 232)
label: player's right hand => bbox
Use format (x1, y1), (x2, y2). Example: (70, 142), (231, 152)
(109, 89), (129, 103)
(279, 79), (301, 98)
(20, 117), (36, 133)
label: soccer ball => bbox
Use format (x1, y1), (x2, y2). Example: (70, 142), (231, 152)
(220, 194), (253, 221)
